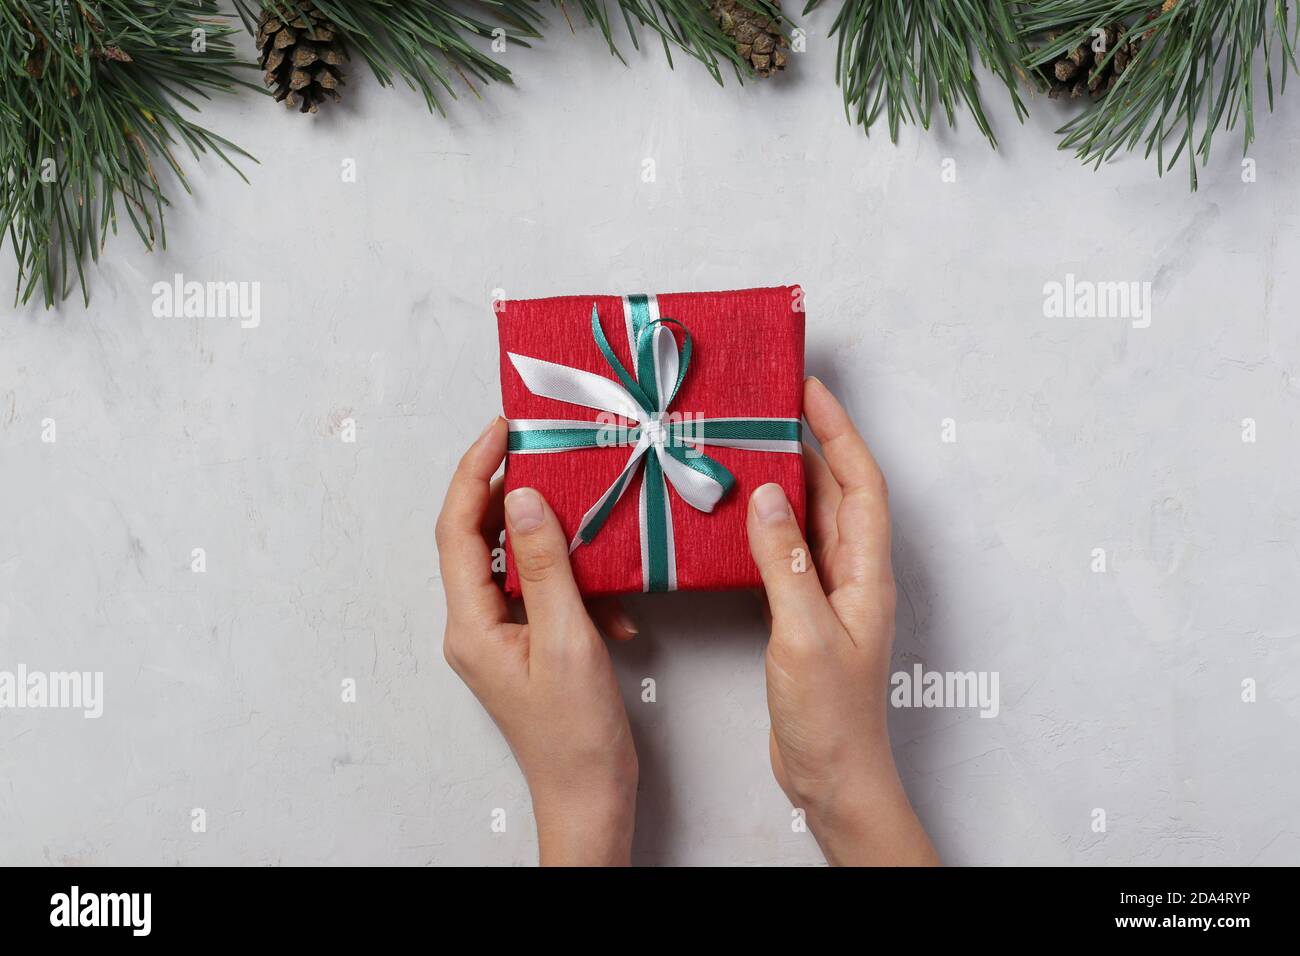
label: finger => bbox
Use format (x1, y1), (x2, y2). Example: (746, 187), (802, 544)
(803, 377), (887, 500)
(436, 418), (510, 627)
(746, 482), (835, 629)
(802, 376), (892, 578)
(504, 486), (590, 638)
(802, 442), (841, 561)
(587, 597), (639, 642)
(482, 475), (505, 548)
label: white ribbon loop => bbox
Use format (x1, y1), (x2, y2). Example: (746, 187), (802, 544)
(655, 443), (726, 513)
(651, 324), (678, 412)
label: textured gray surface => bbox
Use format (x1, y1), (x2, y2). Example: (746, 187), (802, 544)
(2, 11), (1299, 866)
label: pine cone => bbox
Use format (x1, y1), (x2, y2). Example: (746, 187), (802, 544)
(257, 2), (347, 114)
(708, 0), (788, 78)
(1042, 22), (1139, 100)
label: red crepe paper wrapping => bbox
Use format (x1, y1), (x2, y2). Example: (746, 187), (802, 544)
(497, 286), (806, 597)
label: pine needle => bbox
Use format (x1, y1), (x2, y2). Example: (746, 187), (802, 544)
(805, 0), (1029, 147)
(1, 0), (257, 307)
(562, 0), (787, 83)
(233, 1), (547, 115)
(234, 0), (784, 105)
(1020, 0), (1300, 189)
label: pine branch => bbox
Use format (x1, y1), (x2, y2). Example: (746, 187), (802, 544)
(560, 0), (787, 83)
(1021, 0), (1300, 189)
(235, 0), (786, 107)
(233, 0), (545, 113)
(0, 0), (257, 307)
(805, 0), (1028, 147)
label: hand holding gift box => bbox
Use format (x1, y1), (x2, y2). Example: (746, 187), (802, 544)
(497, 287), (806, 596)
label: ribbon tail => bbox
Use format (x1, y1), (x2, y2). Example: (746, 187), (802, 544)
(568, 438), (651, 553)
(640, 451), (676, 592)
(507, 351), (646, 422)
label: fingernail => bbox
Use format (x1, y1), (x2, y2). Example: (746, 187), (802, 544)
(753, 483), (792, 523)
(806, 375), (824, 390)
(614, 609), (639, 636)
(505, 487), (544, 532)
(475, 417), (499, 443)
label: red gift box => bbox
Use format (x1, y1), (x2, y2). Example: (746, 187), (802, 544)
(497, 286), (806, 596)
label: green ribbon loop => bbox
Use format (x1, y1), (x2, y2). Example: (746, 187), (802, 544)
(635, 316), (693, 412)
(591, 304), (653, 414)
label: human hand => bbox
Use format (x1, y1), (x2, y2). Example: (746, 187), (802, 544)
(436, 418), (638, 866)
(746, 377), (938, 866)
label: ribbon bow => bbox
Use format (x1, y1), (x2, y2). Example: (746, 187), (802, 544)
(507, 294), (801, 592)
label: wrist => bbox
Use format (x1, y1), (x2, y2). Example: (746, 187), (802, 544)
(799, 768), (939, 867)
(533, 785), (636, 867)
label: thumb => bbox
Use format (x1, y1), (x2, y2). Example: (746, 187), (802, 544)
(505, 487), (588, 635)
(746, 483), (833, 627)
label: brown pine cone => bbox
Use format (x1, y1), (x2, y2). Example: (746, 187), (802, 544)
(257, 2), (347, 114)
(1044, 22), (1138, 100)
(708, 0), (789, 78)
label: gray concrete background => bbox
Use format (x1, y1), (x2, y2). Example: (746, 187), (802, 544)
(2, 8), (1298, 866)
